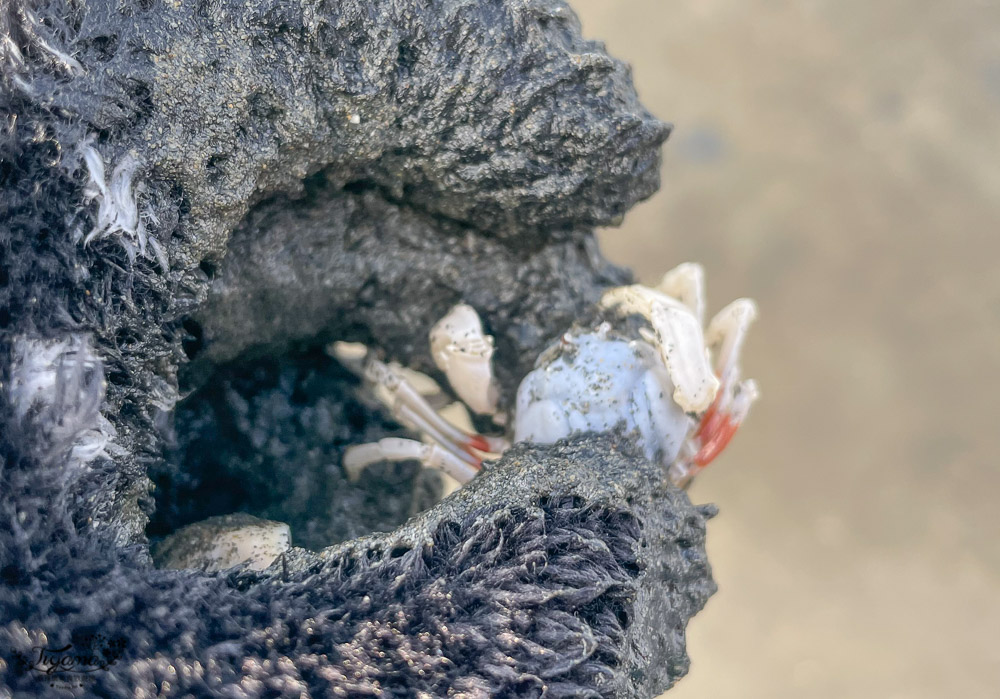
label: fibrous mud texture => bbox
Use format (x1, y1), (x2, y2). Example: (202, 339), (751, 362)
(0, 0), (717, 696)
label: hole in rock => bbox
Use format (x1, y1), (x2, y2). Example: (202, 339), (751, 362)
(146, 344), (444, 554)
(90, 34), (119, 62)
(180, 318), (204, 360)
(198, 258), (217, 279)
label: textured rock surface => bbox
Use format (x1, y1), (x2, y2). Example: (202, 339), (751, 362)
(4, 435), (716, 698)
(0, 0), (714, 696)
(188, 179), (630, 398)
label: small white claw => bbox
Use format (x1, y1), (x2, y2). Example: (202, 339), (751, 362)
(601, 284), (719, 414)
(648, 303), (719, 414)
(429, 304), (499, 415)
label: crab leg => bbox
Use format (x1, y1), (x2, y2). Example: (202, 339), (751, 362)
(691, 379), (758, 468)
(672, 298), (760, 486)
(656, 262), (706, 326)
(364, 357), (504, 455)
(705, 298), (757, 386)
(363, 356), (508, 464)
(343, 438), (480, 484)
(395, 402), (483, 467)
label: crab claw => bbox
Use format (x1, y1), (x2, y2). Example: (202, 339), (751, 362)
(656, 262), (706, 325)
(429, 304), (500, 416)
(600, 283), (719, 414)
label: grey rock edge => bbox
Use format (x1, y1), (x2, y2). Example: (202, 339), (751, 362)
(0, 0), (718, 696)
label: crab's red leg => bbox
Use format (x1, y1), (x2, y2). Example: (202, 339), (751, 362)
(466, 434), (496, 455)
(692, 416), (741, 468)
(690, 378), (759, 470)
(693, 392), (724, 444)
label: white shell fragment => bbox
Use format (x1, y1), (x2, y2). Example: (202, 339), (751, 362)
(153, 513), (291, 573)
(600, 284), (719, 413)
(429, 304), (500, 415)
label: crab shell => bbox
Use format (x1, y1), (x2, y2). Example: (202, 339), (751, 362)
(343, 263), (756, 488)
(513, 274), (758, 478)
(514, 326), (695, 468)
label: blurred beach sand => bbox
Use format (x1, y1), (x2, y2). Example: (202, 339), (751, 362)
(570, 1), (1000, 696)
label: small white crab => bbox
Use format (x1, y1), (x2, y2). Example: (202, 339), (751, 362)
(342, 262), (758, 488)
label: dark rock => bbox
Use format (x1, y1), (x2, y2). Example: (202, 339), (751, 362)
(0, 0), (715, 695)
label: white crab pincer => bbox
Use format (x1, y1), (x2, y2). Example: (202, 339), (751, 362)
(429, 303), (500, 416)
(343, 263), (758, 488)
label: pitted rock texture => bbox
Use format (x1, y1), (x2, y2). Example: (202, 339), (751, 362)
(3, 436), (716, 698)
(0, 0), (713, 696)
(8, 0), (669, 267)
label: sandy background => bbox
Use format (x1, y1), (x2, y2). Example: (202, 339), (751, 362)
(569, 1), (1000, 696)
